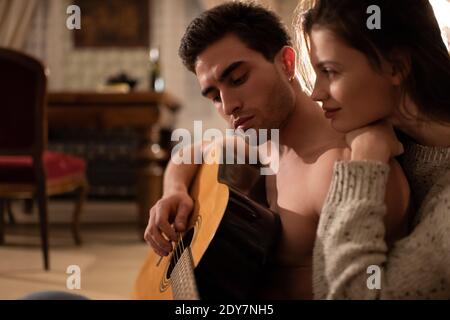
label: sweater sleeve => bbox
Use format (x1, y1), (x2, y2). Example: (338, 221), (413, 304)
(313, 161), (450, 299)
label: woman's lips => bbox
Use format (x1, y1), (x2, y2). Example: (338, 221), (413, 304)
(323, 108), (341, 119)
(233, 116), (254, 130)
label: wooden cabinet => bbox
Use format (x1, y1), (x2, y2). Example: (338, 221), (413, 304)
(47, 91), (180, 235)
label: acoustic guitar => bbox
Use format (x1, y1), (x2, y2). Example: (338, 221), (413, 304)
(133, 158), (280, 300)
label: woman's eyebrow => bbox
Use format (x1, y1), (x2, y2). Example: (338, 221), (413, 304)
(315, 60), (342, 68)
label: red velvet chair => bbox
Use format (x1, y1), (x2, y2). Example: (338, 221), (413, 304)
(0, 48), (88, 270)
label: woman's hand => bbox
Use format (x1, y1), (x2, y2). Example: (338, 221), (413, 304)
(345, 121), (404, 163)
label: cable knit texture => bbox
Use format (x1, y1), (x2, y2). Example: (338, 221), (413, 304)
(313, 140), (450, 299)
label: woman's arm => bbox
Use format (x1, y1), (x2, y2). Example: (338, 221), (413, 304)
(314, 122), (450, 299)
(314, 161), (450, 299)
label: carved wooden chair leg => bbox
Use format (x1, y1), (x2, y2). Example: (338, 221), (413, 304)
(72, 181), (88, 246)
(6, 200), (16, 225)
(0, 199), (5, 245)
(23, 198), (34, 215)
(36, 181), (50, 271)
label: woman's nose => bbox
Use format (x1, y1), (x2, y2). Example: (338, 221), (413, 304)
(311, 79), (329, 102)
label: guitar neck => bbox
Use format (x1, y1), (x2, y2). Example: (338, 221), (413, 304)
(170, 247), (200, 300)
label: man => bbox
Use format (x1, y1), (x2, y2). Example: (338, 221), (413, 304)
(144, 2), (409, 299)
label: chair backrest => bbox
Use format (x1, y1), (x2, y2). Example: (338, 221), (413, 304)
(0, 48), (47, 156)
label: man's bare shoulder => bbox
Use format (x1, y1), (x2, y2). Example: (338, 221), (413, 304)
(317, 145), (350, 162)
(307, 144), (351, 215)
(311, 142), (351, 175)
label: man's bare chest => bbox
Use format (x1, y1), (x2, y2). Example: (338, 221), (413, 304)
(266, 159), (318, 214)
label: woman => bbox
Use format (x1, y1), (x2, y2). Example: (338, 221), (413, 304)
(298, 0), (450, 299)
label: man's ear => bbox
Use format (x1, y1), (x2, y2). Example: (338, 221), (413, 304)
(278, 46), (296, 79)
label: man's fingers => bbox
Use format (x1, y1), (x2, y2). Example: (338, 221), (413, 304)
(144, 224), (151, 244)
(143, 207), (156, 244)
(153, 201), (176, 240)
(147, 234), (169, 257)
(144, 194), (193, 254)
(147, 207), (171, 254)
(144, 213), (167, 256)
(150, 223), (172, 253)
(158, 222), (177, 242)
(174, 202), (192, 231)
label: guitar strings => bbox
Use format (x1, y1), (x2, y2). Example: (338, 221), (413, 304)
(180, 231), (186, 256)
(173, 232), (179, 264)
(171, 226), (188, 267)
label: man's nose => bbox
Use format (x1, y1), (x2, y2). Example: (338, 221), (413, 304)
(221, 92), (242, 116)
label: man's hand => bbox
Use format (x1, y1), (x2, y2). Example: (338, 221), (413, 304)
(345, 121), (404, 163)
(144, 191), (194, 256)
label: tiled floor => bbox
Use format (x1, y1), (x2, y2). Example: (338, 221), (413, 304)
(0, 200), (150, 300)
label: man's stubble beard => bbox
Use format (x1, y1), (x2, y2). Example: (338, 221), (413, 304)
(268, 80), (296, 131)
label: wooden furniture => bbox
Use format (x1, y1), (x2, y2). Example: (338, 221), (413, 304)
(0, 48), (88, 271)
(47, 91), (180, 236)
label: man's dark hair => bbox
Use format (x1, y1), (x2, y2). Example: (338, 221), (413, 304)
(179, 1), (292, 73)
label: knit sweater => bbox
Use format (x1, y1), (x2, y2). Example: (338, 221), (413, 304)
(313, 141), (450, 299)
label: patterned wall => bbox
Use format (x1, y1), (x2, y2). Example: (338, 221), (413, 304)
(23, 0), (299, 133)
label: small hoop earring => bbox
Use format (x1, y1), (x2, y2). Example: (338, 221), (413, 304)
(289, 75), (295, 82)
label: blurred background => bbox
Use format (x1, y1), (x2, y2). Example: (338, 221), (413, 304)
(10, 0), (302, 131)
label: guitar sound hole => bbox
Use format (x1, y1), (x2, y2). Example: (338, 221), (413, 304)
(166, 227), (195, 279)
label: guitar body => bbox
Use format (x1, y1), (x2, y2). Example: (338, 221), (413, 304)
(134, 161), (280, 300)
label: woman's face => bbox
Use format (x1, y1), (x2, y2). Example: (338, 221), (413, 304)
(308, 27), (402, 133)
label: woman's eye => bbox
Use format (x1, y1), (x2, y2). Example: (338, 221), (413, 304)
(212, 95), (221, 103)
(322, 68), (337, 78)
